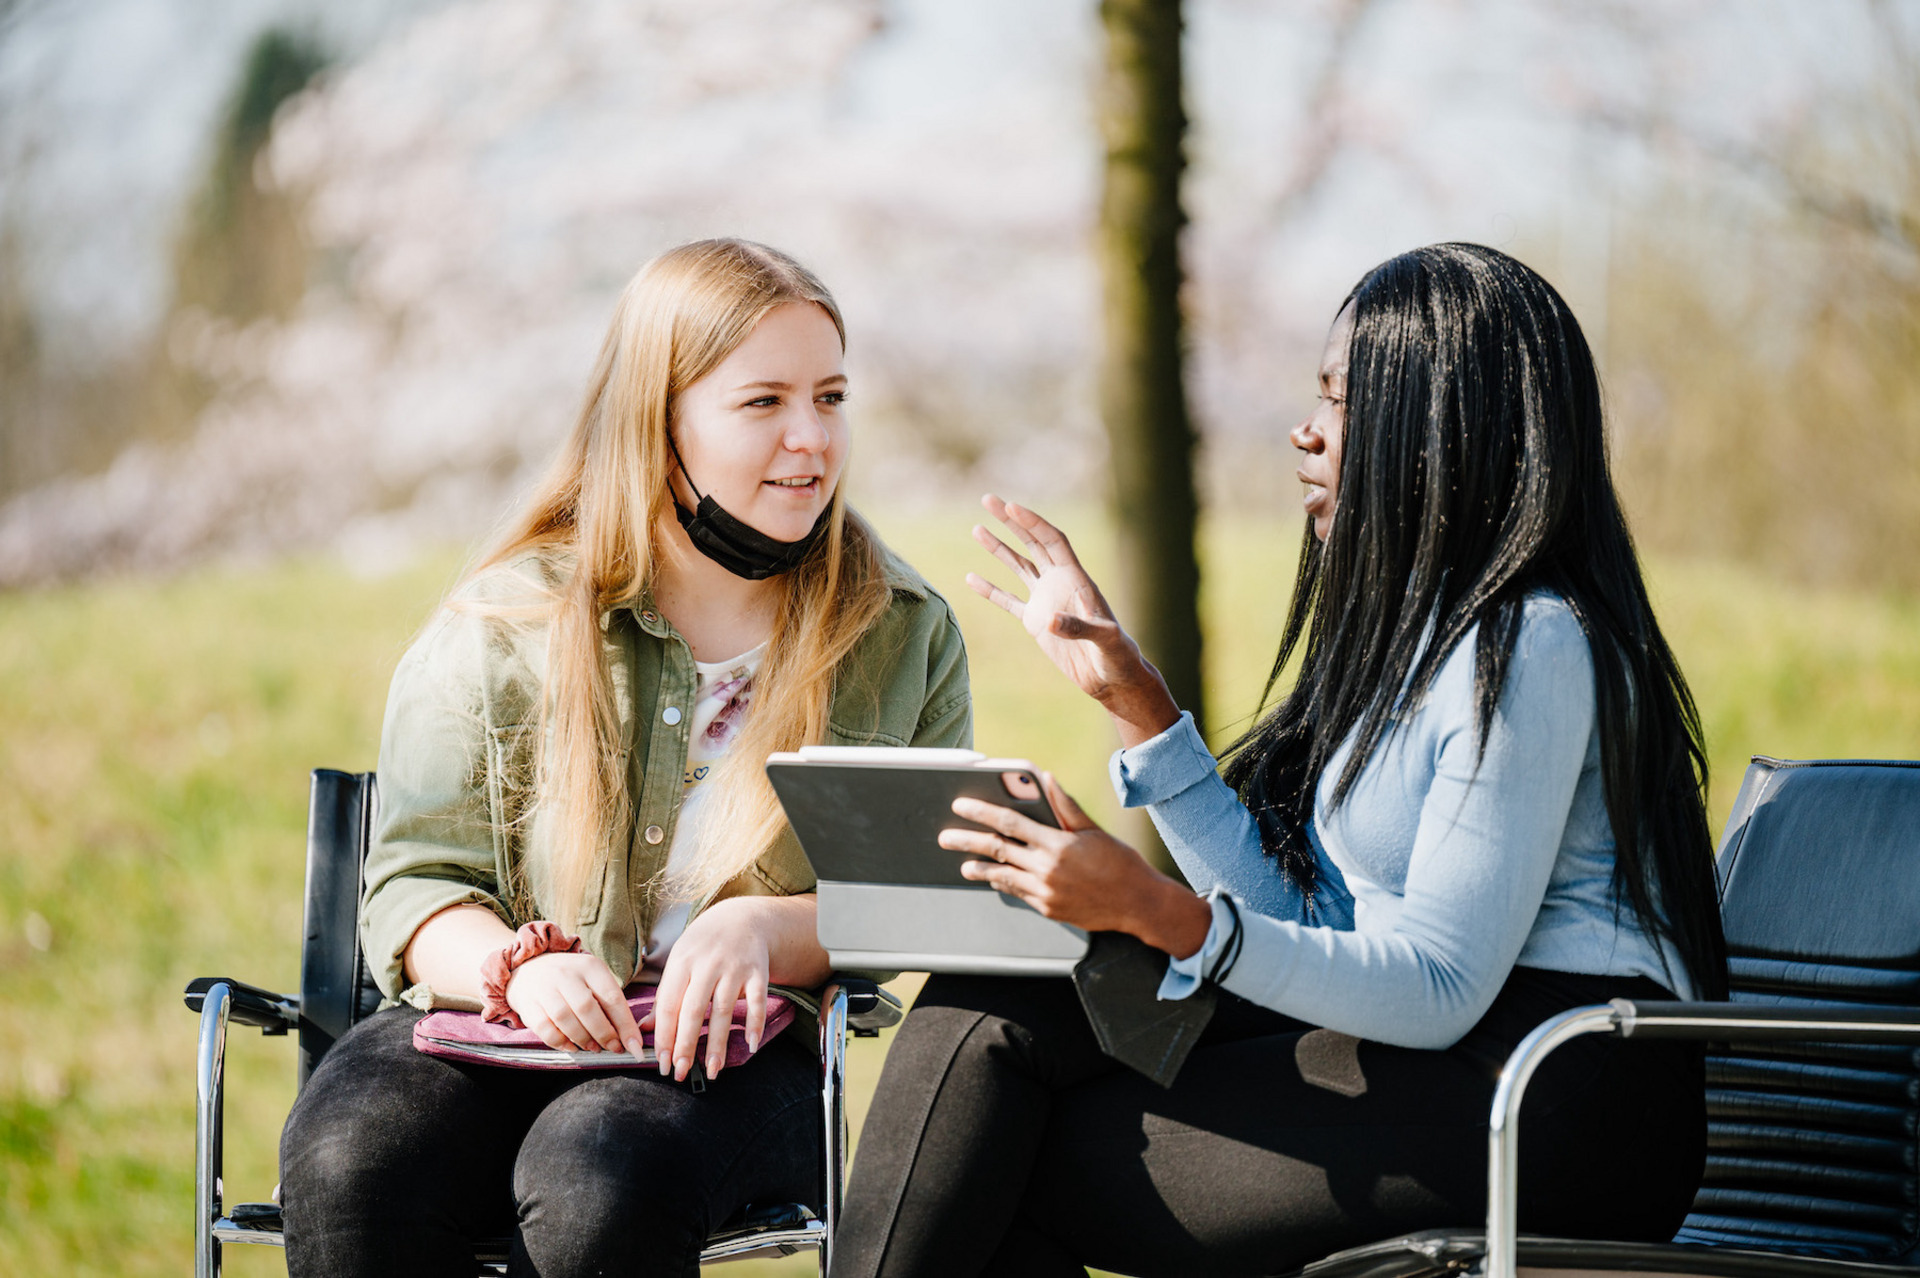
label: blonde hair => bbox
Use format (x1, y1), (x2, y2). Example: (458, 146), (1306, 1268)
(467, 239), (894, 928)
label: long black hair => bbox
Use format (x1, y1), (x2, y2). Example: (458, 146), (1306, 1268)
(1221, 243), (1729, 1001)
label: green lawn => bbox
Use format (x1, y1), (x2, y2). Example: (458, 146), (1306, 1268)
(2, 504), (1916, 1275)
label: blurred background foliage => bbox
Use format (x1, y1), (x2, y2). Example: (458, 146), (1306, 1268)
(2, 0), (1915, 588)
(2, 0), (1918, 1272)
(1604, 1), (1920, 588)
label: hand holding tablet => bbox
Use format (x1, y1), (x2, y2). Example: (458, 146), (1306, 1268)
(766, 747), (1210, 976)
(766, 748), (1090, 975)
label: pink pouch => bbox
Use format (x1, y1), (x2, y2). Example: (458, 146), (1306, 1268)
(413, 986), (795, 1071)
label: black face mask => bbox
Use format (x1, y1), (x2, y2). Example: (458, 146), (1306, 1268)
(667, 435), (832, 581)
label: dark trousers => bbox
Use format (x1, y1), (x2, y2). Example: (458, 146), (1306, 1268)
(279, 1007), (823, 1278)
(832, 967), (1704, 1278)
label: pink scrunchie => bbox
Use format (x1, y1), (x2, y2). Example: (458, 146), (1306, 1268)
(480, 921), (586, 1027)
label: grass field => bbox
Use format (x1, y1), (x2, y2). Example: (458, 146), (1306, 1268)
(3, 504), (1918, 1275)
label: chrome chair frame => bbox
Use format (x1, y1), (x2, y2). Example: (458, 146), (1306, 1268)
(188, 977), (892, 1276)
(1482, 1000), (1920, 1278)
(185, 766), (901, 1277)
(1292, 755), (1920, 1278)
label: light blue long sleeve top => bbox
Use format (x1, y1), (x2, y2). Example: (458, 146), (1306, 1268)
(1111, 594), (1690, 1050)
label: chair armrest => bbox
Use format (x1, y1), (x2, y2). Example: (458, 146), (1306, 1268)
(782, 977), (906, 1037)
(1483, 998), (1920, 1278)
(1610, 998), (1920, 1043)
(832, 976), (904, 1037)
(183, 977), (301, 1035)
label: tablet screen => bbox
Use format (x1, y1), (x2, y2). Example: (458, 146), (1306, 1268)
(766, 761), (1060, 887)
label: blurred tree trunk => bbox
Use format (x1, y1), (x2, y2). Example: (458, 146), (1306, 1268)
(144, 29), (328, 451)
(1097, 0), (1205, 740)
(1098, 0), (1199, 878)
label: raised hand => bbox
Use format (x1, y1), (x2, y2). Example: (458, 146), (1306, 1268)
(967, 494), (1181, 744)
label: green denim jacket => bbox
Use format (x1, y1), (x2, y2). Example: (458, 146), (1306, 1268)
(362, 547), (972, 1008)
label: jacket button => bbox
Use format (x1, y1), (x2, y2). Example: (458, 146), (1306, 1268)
(641, 609), (659, 624)
(644, 825), (665, 845)
(662, 706), (682, 726)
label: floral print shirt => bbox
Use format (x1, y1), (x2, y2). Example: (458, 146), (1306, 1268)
(635, 641), (768, 977)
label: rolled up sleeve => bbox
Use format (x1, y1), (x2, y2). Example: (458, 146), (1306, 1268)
(1110, 713), (1330, 923)
(1111, 711), (1221, 807)
(911, 609), (973, 750)
(360, 613), (510, 1001)
(1157, 890), (1241, 1001)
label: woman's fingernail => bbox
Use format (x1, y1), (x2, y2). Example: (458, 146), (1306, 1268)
(748, 1031), (761, 1052)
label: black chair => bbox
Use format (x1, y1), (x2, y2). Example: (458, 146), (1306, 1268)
(184, 768), (901, 1278)
(1291, 755), (1920, 1278)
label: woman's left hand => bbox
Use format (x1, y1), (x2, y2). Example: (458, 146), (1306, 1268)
(645, 895), (830, 1082)
(941, 775), (1213, 959)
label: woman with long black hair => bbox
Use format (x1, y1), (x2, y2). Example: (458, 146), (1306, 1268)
(830, 243), (1726, 1278)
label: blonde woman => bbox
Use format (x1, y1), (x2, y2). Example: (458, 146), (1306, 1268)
(278, 240), (971, 1278)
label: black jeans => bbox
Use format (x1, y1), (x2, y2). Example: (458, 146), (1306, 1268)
(279, 1007), (822, 1278)
(832, 967), (1704, 1278)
